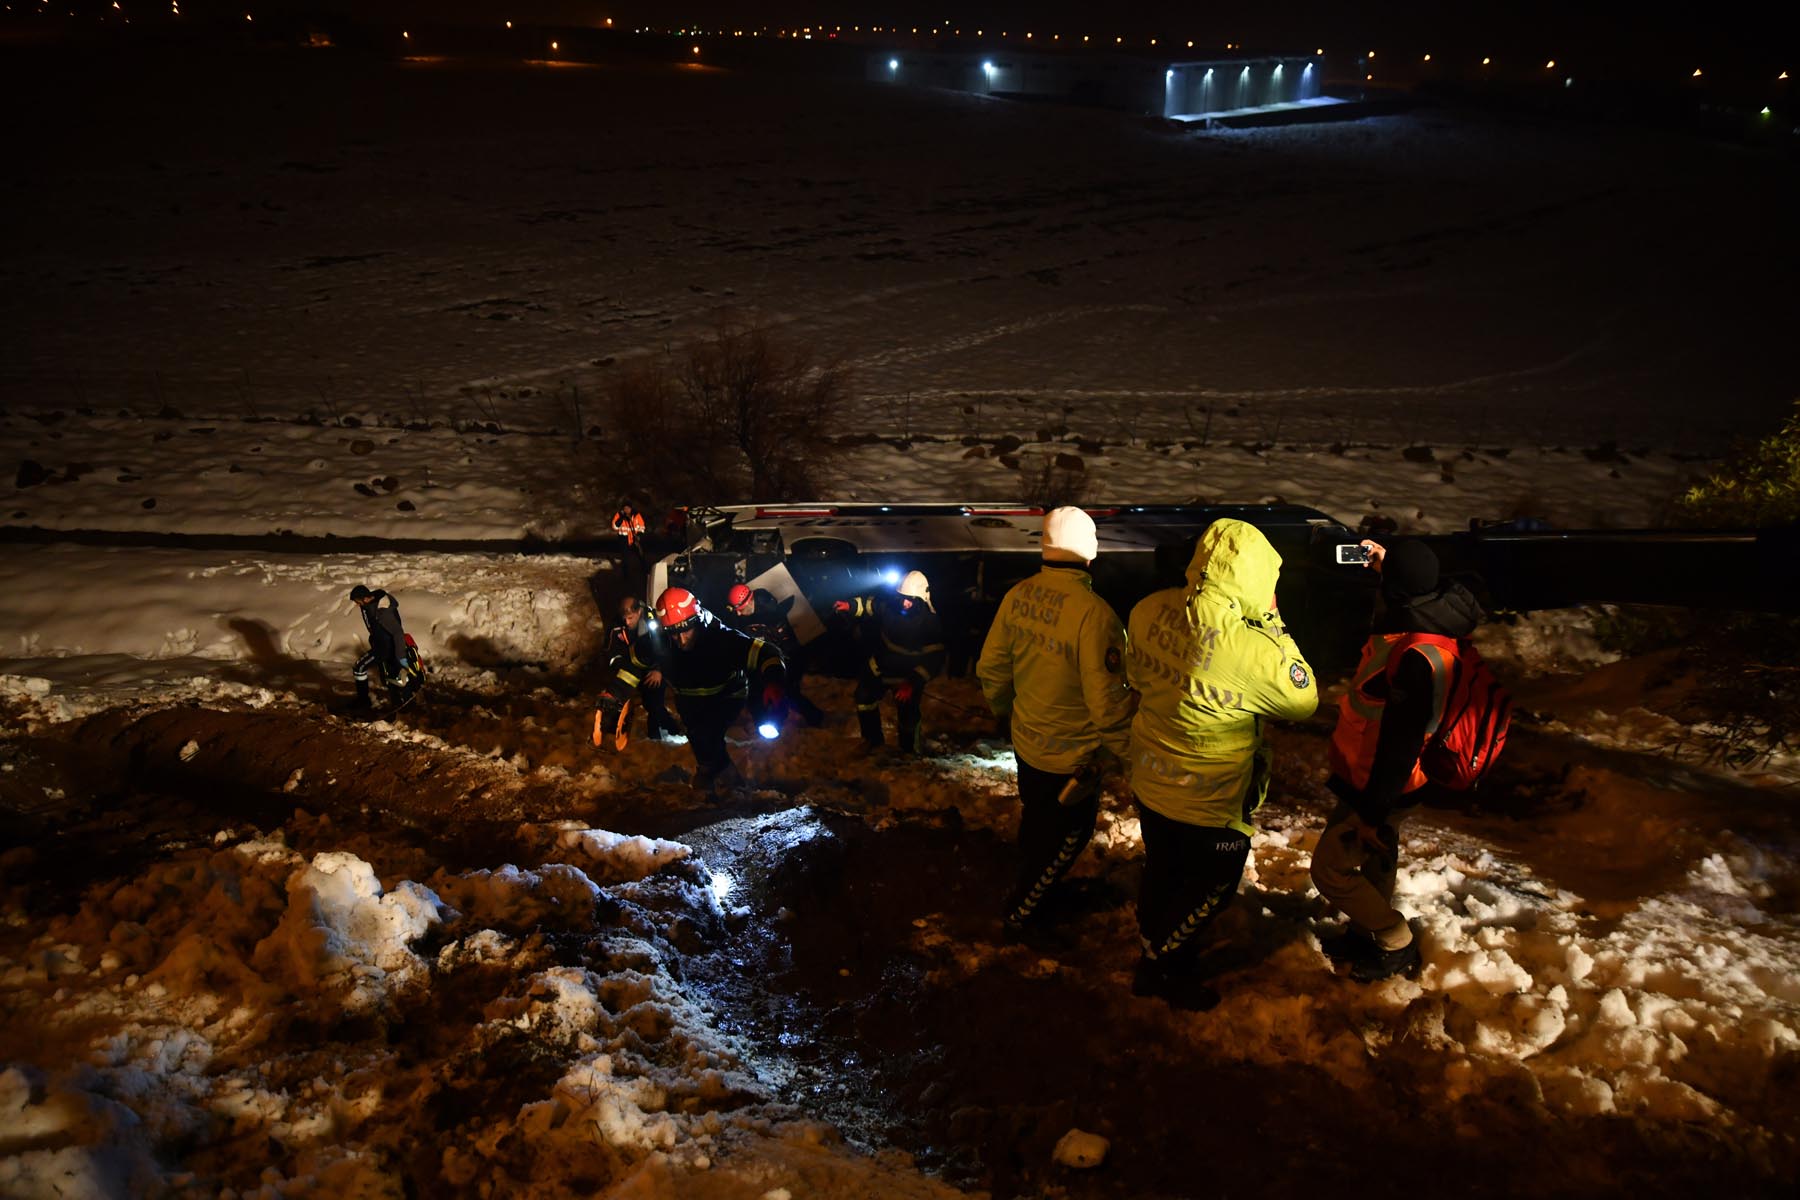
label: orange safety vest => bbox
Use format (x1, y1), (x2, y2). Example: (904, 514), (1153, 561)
(1327, 632), (1457, 793)
(612, 510), (645, 545)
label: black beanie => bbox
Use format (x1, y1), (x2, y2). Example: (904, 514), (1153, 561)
(1381, 540), (1440, 600)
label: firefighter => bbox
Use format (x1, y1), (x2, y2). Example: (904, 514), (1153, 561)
(1124, 519), (1318, 1010)
(978, 507), (1136, 938)
(724, 583), (826, 726)
(835, 570), (946, 754)
(349, 583), (422, 711)
(595, 594), (678, 749)
(654, 586), (787, 795)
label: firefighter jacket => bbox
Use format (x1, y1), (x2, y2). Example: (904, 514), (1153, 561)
(1328, 580), (1483, 824)
(1125, 519), (1318, 835)
(977, 562), (1135, 774)
(846, 589), (946, 686)
(606, 618), (668, 693)
(358, 590), (408, 672)
(663, 612), (786, 707)
(611, 509), (646, 546)
(724, 589), (799, 655)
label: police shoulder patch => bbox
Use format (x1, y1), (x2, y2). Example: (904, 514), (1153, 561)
(1105, 645), (1123, 674)
(1288, 662), (1311, 690)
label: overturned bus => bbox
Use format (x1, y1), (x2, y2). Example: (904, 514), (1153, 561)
(640, 502), (1800, 678)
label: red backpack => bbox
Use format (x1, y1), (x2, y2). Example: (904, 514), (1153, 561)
(1421, 640), (1513, 790)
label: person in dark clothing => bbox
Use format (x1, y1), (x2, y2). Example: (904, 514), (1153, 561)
(724, 583), (825, 727)
(350, 583), (422, 710)
(596, 594), (677, 748)
(1312, 539), (1484, 982)
(654, 586), (787, 795)
(834, 570), (947, 754)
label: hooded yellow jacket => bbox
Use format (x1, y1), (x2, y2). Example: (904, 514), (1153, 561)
(978, 563), (1136, 774)
(1126, 519), (1318, 833)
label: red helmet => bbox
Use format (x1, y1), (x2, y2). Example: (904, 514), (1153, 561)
(727, 583), (753, 610)
(655, 587), (702, 631)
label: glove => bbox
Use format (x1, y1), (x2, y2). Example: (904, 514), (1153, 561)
(833, 600), (851, 614)
(892, 681), (916, 705)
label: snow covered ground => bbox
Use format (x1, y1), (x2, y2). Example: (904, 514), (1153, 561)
(2, 43), (1797, 1200)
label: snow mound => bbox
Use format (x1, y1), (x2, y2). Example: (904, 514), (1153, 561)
(252, 852), (444, 1016)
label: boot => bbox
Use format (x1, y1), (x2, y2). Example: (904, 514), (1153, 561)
(1131, 957), (1221, 1012)
(857, 709), (885, 748)
(1348, 924), (1423, 983)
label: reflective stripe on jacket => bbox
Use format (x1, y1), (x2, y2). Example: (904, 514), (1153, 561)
(664, 616), (784, 704)
(1125, 519), (1318, 834)
(850, 590), (946, 684)
(977, 564), (1135, 774)
(1327, 632), (1456, 793)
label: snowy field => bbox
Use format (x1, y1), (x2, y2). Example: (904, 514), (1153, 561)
(2, 43), (1797, 1200)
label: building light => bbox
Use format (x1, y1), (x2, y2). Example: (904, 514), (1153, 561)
(1780, 71), (1789, 80)
(550, 40), (558, 51)
(692, 45), (700, 54)
(1187, 40), (1194, 49)
(1482, 56), (1491, 66)
(888, 58), (898, 70)
(1423, 53), (1431, 62)
(1315, 47), (1324, 55)
(1545, 60), (1555, 70)
(505, 20), (511, 28)
(1691, 68), (1702, 78)
(1763, 107), (1773, 117)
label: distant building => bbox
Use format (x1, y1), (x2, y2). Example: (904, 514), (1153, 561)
(869, 50), (1335, 123)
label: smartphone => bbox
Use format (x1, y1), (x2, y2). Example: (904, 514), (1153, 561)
(1335, 543), (1374, 565)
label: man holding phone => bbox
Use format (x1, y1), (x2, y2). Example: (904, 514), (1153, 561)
(1313, 538), (1484, 981)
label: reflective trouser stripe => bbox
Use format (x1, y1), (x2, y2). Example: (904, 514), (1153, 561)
(1007, 826), (1088, 923)
(1144, 871), (1240, 961)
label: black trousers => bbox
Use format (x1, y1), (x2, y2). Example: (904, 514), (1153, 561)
(676, 693), (741, 780)
(1135, 800), (1252, 972)
(854, 668), (924, 752)
(785, 654), (826, 726)
(1005, 758), (1100, 925)
(638, 680), (675, 736)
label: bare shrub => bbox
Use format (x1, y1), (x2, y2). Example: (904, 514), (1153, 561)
(604, 319), (850, 506)
(1016, 449), (1092, 510)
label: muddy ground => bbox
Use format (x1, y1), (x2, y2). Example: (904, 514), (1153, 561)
(2, 671), (1792, 1198)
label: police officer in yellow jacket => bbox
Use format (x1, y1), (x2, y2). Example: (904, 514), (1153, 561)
(978, 507), (1136, 937)
(1125, 518), (1318, 1009)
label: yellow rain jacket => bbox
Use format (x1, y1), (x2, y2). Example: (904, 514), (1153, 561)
(1126, 519), (1318, 834)
(978, 564), (1136, 774)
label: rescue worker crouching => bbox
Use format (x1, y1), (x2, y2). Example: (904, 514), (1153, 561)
(596, 594), (679, 750)
(1311, 539), (1484, 982)
(1124, 519), (1318, 1011)
(724, 583), (826, 726)
(350, 583), (423, 711)
(835, 570), (946, 755)
(655, 586), (787, 796)
(978, 507), (1137, 940)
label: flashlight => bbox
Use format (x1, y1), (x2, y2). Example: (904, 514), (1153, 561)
(757, 721), (781, 740)
(646, 619), (658, 630)
(882, 567), (901, 586)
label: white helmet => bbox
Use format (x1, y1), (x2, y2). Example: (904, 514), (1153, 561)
(898, 569), (933, 608)
(1042, 506), (1098, 563)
